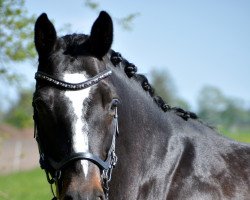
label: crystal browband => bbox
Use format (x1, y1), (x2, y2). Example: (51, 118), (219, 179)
(35, 69), (112, 90)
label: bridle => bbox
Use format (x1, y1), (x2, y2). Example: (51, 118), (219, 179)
(33, 69), (119, 200)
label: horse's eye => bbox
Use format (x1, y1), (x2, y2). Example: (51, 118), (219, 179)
(111, 99), (120, 110)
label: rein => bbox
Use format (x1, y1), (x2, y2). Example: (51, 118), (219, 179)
(33, 69), (118, 200)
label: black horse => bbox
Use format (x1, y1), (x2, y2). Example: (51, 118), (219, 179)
(33, 11), (250, 200)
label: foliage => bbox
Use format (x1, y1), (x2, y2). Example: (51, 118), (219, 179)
(116, 13), (140, 31)
(84, 0), (139, 31)
(0, 168), (50, 200)
(197, 86), (250, 130)
(197, 86), (225, 124)
(84, 0), (99, 10)
(151, 69), (176, 104)
(4, 90), (33, 128)
(0, 0), (36, 81)
(150, 69), (190, 110)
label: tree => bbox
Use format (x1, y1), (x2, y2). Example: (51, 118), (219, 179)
(220, 98), (250, 130)
(197, 86), (227, 125)
(197, 86), (250, 130)
(0, 0), (36, 81)
(4, 90), (33, 128)
(84, 0), (139, 31)
(150, 69), (190, 109)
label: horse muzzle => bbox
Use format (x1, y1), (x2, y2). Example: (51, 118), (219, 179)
(59, 163), (106, 200)
(62, 189), (105, 200)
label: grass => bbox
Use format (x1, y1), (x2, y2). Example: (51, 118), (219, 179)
(0, 168), (51, 200)
(0, 131), (249, 200)
(219, 129), (250, 143)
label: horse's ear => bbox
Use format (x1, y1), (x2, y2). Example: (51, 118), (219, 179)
(87, 11), (113, 58)
(34, 13), (57, 57)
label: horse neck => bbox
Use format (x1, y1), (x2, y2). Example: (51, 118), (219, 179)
(111, 67), (170, 142)
(109, 67), (174, 197)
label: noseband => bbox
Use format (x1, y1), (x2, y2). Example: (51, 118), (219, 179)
(33, 69), (118, 200)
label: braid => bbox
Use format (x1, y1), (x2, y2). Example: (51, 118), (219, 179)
(124, 61), (137, 78)
(110, 51), (122, 65)
(110, 50), (198, 121)
(135, 74), (155, 97)
(153, 96), (171, 112)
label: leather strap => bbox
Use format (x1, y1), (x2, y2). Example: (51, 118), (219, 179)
(48, 152), (110, 170)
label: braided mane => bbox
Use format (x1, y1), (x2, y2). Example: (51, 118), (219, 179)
(59, 35), (196, 121)
(110, 50), (198, 121)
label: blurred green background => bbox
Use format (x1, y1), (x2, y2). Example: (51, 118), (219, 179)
(0, 0), (249, 199)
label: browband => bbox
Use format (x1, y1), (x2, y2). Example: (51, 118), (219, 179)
(35, 69), (112, 90)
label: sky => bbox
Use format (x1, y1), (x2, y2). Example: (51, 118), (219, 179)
(2, 0), (250, 111)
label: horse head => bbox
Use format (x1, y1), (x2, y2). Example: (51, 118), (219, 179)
(33, 11), (118, 200)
